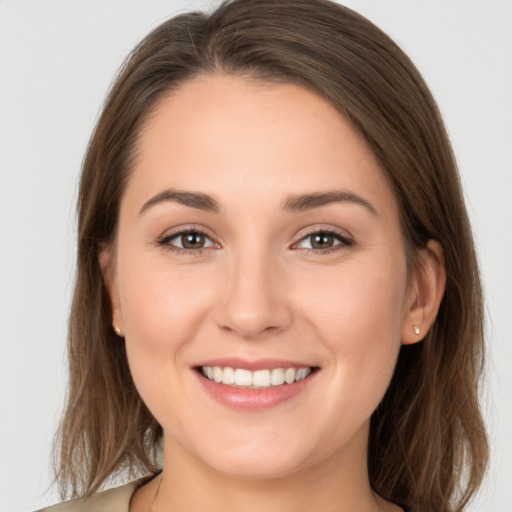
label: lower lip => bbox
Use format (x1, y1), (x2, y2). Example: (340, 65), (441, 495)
(195, 371), (316, 411)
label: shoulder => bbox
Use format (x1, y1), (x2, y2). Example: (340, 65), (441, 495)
(36, 481), (139, 512)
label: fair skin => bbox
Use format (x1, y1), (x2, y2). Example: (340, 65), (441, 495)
(101, 74), (445, 512)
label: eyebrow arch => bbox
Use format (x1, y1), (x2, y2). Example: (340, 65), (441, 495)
(282, 191), (378, 215)
(139, 188), (377, 216)
(139, 189), (221, 215)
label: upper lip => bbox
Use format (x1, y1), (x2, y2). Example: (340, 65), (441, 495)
(194, 357), (317, 371)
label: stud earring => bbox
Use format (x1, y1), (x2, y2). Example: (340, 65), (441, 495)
(413, 325), (421, 335)
(113, 325), (123, 337)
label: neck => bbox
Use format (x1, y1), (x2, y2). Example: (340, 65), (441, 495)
(145, 432), (398, 512)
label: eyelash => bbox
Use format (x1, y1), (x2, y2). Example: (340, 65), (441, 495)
(295, 228), (354, 255)
(156, 227), (354, 256)
(156, 228), (217, 256)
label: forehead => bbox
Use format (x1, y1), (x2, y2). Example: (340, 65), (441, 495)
(127, 73), (397, 217)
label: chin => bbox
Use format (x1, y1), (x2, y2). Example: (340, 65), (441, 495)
(209, 454), (309, 481)
(191, 433), (317, 481)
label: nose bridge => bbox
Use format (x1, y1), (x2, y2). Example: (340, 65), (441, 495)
(216, 240), (292, 339)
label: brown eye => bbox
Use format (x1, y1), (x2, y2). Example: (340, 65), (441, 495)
(157, 229), (217, 253)
(181, 232), (206, 249)
(296, 230), (353, 253)
(310, 233), (336, 249)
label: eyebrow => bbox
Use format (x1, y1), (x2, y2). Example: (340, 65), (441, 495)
(283, 191), (378, 215)
(139, 190), (221, 215)
(139, 188), (378, 216)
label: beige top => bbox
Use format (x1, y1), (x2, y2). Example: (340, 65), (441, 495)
(38, 481), (139, 512)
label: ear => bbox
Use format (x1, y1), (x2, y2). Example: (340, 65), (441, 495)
(401, 240), (446, 345)
(99, 247), (124, 336)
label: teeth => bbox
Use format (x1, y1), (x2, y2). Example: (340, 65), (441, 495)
(284, 368), (295, 384)
(253, 369), (271, 387)
(234, 368), (253, 386)
(295, 367), (312, 381)
(222, 366), (235, 385)
(270, 368), (285, 386)
(200, 366), (313, 388)
(213, 366), (223, 383)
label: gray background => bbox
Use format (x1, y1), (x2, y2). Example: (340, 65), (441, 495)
(1, 1), (511, 510)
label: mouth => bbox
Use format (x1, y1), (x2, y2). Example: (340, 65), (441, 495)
(196, 365), (318, 389)
(193, 358), (320, 410)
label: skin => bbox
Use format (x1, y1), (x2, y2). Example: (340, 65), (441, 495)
(101, 74), (446, 512)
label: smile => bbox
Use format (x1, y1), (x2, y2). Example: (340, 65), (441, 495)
(195, 359), (319, 410)
(200, 366), (313, 388)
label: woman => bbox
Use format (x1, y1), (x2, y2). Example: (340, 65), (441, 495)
(42, 1), (488, 511)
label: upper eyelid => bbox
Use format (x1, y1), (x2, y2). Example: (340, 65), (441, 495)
(156, 230), (217, 256)
(159, 229), (219, 249)
(158, 224), (216, 240)
(292, 229), (353, 250)
(294, 225), (353, 243)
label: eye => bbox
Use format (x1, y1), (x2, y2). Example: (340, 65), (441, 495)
(157, 229), (217, 254)
(295, 229), (353, 253)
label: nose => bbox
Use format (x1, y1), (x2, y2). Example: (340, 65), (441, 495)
(214, 248), (293, 340)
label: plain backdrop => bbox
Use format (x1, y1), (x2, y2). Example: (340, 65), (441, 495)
(1, 1), (511, 511)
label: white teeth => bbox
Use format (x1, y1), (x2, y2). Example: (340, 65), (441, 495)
(253, 369), (271, 387)
(270, 368), (285, 386)
(213, 366), (223, 383)
(222, 366), (235, 385)
(200, 365), (314, 388)
(234, 368), (253, 386)
(284, 368), (295, 384)
(295, 367), (312, 382)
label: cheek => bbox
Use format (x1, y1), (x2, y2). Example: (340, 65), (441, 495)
(119, 256), (212, 347)
(303, 254), (407, 339)
(116, 253), (216, 407)
(299, 255), (407, 413)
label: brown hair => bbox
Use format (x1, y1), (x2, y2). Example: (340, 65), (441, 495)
(54, 1), (488, 510)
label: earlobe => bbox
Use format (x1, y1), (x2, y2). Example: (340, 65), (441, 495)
(402, 240), (446, 345)
(99, 248), (124, 336)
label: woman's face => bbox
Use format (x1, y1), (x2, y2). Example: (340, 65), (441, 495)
(104, 74), (418, 479)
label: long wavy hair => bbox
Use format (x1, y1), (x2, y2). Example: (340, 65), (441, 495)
(54, 1), (488, 510)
